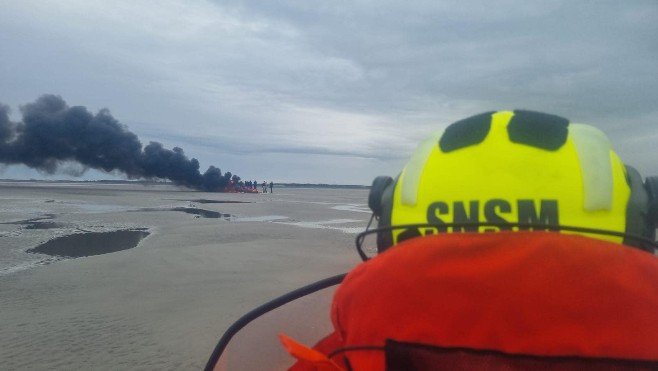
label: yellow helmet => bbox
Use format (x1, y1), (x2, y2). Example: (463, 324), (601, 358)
(368, 110), (658, 253)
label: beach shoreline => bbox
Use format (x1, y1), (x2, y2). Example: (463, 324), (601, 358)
(0, 183), (365, 369)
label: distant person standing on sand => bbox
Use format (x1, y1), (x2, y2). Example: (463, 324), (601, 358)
(262, 181), (267, 193)
(269, 181), (274, 193)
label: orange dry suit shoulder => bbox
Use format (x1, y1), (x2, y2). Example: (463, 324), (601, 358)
(283, 232), (658, 370)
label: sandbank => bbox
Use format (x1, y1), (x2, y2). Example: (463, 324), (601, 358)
(0, 182), (365, 370)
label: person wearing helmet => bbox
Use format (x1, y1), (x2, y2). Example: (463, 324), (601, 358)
(368, 109), (658, 252)
(281, 110), (658, 370)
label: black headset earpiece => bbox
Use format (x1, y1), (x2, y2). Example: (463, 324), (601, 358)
(624, 166), (658, 251)
(368, 176), (397, 252)
(368, 176), (393, 218)
(644, 176), (658, 231)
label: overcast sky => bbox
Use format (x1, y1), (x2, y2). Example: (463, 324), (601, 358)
(1, 0), (657, 185)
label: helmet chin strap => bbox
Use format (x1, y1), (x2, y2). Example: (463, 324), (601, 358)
(355, 222), (658, 262)
(356, 213), (377, 261)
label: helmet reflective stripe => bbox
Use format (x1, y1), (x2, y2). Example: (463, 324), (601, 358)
(400, 129), (444, 207)
(570, 123), (614, 212)
(390, 111), (630, 245)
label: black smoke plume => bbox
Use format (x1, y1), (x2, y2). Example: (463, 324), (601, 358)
(0, 95), (237, 191)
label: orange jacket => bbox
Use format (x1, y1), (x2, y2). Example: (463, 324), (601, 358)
(283, 232), (658, 370)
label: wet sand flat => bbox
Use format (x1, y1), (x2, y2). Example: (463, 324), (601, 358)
(0, 182), (366, 370)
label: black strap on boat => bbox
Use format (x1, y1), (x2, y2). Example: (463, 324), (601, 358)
(203, 273), (347, 371)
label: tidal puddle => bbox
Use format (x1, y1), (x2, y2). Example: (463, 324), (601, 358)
(24, 221), (65, 230)
(27, 229), (150, 258)
(2, 215), (65, 230)
(136, 207), (235, 219)
(171, 207), (235, 219)
(175, 199), (251, 204)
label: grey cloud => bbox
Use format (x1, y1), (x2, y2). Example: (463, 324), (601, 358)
(1, 0), (657, 184)
(206, 0), (657, 130)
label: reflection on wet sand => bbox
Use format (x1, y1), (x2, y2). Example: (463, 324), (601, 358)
(135, 207), (236, 219)
(27, 230), (150, 258)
